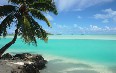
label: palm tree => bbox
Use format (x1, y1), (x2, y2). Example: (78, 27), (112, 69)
(0, 0), (58, 57)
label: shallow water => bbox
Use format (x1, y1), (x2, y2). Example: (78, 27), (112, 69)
(0, 35), (116, 67)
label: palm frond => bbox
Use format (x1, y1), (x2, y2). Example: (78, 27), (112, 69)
(8, 0), (38, 5)
(25, 15), (48, 42)
(17, 14), (36, 45)
(0, 5), (17, 17)
(29, 1), (58, 15)
(0, 0), (57, 45)
(29, 8), (51, 27)
(17, 14), (48, 45)
(0, 14), (15, 37)
(21, 15), (35, 44)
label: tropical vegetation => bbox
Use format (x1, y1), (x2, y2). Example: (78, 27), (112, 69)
(0, 0), (58, 57)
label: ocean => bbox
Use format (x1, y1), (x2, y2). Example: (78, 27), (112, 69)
(0, 35), (116, 73)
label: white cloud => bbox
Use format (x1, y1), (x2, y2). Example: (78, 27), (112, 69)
(46, 23), (70, 34)
(56, 24), (69, 29)
(73, 24), (116, 32)
(56, 0), (76, 11)
(56, 0), (113, 12)
(78, 26), (84, 30)
(102, 19), (109, 23)
(73, 24), (83, 30)
(94, 14), (107, 19)
(94, 8), (116, 23)
(94, 8), (116, 19)
(45, 14), (54, 21)
(104, 26), (110, 30)
(88, 25), (116, 32)
(45, 23), (116, 34)
(90, 25), (102, 31)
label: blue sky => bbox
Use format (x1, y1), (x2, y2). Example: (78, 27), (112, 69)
(0, 0), (116, 34)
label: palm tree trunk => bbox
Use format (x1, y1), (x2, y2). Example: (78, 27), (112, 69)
(0, 28), (18, 57)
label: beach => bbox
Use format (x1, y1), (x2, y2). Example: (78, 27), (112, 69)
(0, 54), (115, 73)
(0, 35), (116, 73)
(0, 0), (116, 72)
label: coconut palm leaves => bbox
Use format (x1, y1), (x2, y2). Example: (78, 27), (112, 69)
(29, 1), (58, 14)
(29, 8), (51, 27)
(0, 5), (17, 17)
(0, 0), (58, 45)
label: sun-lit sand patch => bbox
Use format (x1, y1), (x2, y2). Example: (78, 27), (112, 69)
(10, 61), (33, 65)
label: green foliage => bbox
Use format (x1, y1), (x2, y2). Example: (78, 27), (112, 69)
(30, 1), (58, 14)
(0, 5), (17, 17)
(0, 0), (58, 45)
(0, 14), (15, 37)
(29, 8), (51, 27)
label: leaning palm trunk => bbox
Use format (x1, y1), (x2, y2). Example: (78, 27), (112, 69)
(0, 0), (58, 58)
(0, 28), (18, 57)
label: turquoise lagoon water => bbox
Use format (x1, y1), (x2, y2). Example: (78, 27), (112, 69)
(0, 35), (116, 67)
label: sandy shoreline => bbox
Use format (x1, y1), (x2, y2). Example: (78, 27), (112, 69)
(0, 54), (115, 73)
(0, 53), (46, 73)
(1, 35), (116, 40)
(0, 60), (22, 73)
(0, 35), (116, 73)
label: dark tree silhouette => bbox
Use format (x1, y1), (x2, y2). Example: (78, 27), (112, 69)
(0, 0), (58, 57)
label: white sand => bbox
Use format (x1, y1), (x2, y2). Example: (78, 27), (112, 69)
(0, 60), (20, 73)
(0, 60), (33, 73)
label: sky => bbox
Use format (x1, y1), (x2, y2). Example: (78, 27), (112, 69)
(0, 0), (116, 35)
